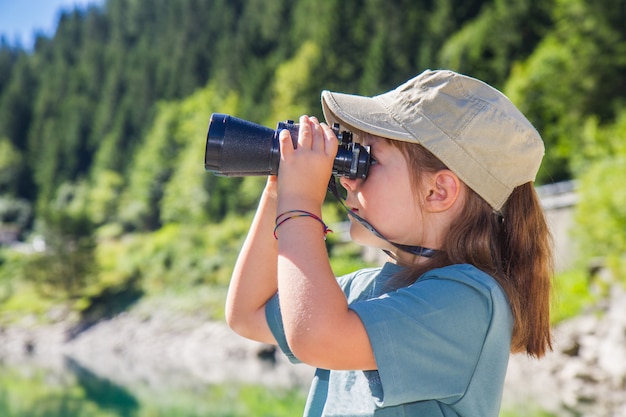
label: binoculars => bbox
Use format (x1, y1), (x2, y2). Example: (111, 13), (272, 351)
(204, 113), (372, 180)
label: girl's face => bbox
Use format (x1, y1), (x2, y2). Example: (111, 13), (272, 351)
(339, 136), (427, 252)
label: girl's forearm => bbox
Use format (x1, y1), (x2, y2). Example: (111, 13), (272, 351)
(225, 186), (278, 344)
(276, 212), (351, 360)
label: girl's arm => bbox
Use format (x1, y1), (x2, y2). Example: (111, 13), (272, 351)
(275, 116), (376, 370)
(225, 177), (279, 345)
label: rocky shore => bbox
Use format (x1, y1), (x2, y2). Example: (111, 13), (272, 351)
(1, 285), (626, 416)
(504, 284), (626, 416)
(0, 306), (313, 392)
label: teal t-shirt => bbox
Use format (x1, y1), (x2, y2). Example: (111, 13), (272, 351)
(265, 262), (513, 417)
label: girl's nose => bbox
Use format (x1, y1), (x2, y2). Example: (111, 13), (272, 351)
(339, 176), (359, 192)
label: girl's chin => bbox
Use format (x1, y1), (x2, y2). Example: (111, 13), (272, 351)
(349, 221), (394, 250)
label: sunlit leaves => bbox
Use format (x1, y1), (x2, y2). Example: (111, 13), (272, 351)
(160, 85), (241, 224)
(268, 41), (322, 122)
(504, 0), (626, 183)
(573, 107), (626, 281)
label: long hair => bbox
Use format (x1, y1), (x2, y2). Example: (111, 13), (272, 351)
(387, 139), (553, 358)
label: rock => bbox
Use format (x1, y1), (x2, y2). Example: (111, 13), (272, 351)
(503, 285), (626, 417)
(0, 306), (313, 392)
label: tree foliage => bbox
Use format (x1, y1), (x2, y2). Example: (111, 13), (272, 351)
(0, 0), (625, 313)
(573, 109), (626, 280)
(24, 206), (97, 299)
(504, 0), (626, 182)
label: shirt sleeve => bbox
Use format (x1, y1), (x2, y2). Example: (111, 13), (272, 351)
(349, 271), (495, 407)
(264, 271), (364, 365)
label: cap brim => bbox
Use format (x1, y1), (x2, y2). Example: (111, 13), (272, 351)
(321, 91), (416, 143)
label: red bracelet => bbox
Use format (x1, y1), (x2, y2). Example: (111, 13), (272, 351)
(274, 210), (333, 240)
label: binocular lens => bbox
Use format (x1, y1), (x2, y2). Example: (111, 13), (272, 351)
(205, 113), (282, 176)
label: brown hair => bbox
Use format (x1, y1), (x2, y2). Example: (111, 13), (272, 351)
(386, 138), (553, 358)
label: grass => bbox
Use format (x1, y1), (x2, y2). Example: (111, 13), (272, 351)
(551, 268), (600, 324)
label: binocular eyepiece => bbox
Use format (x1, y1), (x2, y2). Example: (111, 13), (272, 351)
(205, 113), (372, 180)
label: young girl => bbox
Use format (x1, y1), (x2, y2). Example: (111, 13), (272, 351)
(224, 69), (553, 417)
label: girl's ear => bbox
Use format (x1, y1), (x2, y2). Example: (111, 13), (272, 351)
(424, 170), (463, 213)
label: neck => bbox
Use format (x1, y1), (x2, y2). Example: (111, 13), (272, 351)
(346, 209), (440, 259)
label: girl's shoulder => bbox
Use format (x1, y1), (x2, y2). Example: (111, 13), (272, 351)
(417, 264), (509, 304)
(337, 262), (401, 301)
(337, 262), (398, 284)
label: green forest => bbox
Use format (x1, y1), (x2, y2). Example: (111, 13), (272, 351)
(0, 0), (625, 323)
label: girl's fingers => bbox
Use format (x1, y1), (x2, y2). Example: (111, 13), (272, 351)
(286, 115), (337, 160)
(279, 128), (294, 157)
(309, 117), (325, 152)
(298, 115), (312, 149)
(320, 123), (339, 156)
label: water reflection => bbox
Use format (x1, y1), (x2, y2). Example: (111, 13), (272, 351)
(0, 356), (306, 417)
(66, 358), (140, 416)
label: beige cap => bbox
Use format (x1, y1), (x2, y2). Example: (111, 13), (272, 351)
(321, 69), (544, 211)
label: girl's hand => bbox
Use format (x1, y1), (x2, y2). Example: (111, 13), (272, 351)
(264, 174), (278, 200)
(277, 115), (338, 210)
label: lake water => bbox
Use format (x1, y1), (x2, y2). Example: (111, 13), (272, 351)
(0, 358), (307, 417)
(0, 356), (568, 417)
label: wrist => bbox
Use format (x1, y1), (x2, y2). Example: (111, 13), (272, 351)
(262, 188), (278, 203)
(274, 209), (333, 240)
(276, 196), (322, 217)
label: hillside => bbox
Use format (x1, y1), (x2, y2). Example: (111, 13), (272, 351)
(0, 0), (625, 346)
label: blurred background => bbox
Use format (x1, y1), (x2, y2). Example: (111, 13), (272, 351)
(0, 0), (625, 416)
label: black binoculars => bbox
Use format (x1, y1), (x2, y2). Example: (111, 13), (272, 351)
(204, 113), (372, 180)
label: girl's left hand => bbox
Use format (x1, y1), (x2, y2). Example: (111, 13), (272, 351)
(277, 115), (338, 210)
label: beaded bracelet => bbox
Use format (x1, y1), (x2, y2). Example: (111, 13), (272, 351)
(273, 210), (333, 240)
